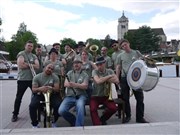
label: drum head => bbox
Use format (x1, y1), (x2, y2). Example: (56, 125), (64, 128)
(127, 60), (147, 90)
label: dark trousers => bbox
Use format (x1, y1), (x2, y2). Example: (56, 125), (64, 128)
(120, 77), (144, 120)
(29, 93), (61, 126)
(90, 96), (117, 125)
(12, 80), (32, 116)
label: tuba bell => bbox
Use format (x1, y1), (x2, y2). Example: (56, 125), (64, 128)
(89, 44), (99, 52)
(89, 45), (99, 62)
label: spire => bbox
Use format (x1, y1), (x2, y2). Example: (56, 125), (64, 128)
(122, 10), (124, 16)
(118, 11), (128, 22)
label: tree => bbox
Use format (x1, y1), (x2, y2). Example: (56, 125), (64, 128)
(124, 25), (160, 54)
(60, 38), (76, 54)
(4, 22), (38, 60)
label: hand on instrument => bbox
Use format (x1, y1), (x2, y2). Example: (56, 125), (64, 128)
(67, 82), (76, 88)
(40, 86), (51, 93)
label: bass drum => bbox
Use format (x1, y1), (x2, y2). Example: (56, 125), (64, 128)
(127, 60), (159, 92)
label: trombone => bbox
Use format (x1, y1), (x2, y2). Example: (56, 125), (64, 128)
(27, 61), (36, 77)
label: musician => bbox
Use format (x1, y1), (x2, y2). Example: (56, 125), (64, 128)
(90, 56), (119, 125)
(11, 40), (39, 122)
(100, 47), (112, 69)
(76, 41), (93, 61)
(115, 39), (149, 123)
(58, 57), (89, 127)
(29, 63), (61, 128)
(110, 40), (124, 118)
(110, 40), (124, 71)
(44, 48), (64, 99)
(81, 50), (97, 101)
(44, 43), (67, 66)
(63, 43), (76, 74)
(35, 45), (44, 74)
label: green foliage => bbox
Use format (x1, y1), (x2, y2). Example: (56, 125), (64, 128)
(4, 22), (38, 60)
(60, 38), (76, 54)
(124, 25), (160, 54)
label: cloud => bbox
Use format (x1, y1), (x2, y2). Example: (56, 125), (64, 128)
(0, 0), (179, 45)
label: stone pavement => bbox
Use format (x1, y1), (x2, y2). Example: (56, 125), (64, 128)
(0, 122), (179, 135)
(0, 78), (179, 135)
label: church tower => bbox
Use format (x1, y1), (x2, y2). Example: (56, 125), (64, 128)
(117, 11), (129, 40)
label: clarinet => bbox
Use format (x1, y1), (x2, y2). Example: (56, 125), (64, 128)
(65, 75), (77, 98)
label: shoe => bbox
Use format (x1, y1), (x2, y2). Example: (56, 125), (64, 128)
(11, 115), (18, 122)
(136, 118), (149, 123)
(52, 123), (57, 128)
(32, 125), (40, 128)
(100, 117), (107, 125)
(122, 116), (131, 123)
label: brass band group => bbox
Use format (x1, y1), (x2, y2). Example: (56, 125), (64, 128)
(11, 39), (150, 128)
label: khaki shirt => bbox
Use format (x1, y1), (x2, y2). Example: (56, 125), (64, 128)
(92, 69), (114, 97)
(115, 50), (143, 77)
(65, 70), (88, 97)
(17, 51), (37, 80)
(32, 72), (59, 93)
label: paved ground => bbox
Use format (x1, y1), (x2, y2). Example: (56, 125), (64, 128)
(0, 78), (179, 134)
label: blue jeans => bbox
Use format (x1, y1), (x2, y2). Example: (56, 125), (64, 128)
(58, 95), (87, 126)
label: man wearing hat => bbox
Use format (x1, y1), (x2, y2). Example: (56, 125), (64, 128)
(76, 41), (93, 61)
(90, 56), (119, 125)
(44, 48), (64, 99)
(58, 57), (89, 127)
(44, 43), (66, 66)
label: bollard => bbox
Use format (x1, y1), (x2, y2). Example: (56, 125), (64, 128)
(159, 69), (162, 77)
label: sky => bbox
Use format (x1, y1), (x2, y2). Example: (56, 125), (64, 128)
(0, 0), (179, 45)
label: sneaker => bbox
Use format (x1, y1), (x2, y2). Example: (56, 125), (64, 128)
(11, 115), (18, 122)
(32, 125), (40, 128)
(52, 123), (57, 128)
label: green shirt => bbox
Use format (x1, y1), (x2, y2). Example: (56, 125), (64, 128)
(81, 61), (93, 80)
(115, 49), (143, 77)
(44, 60), (63, 76)
(65, 70), (88, 97)
(104, 56), (112, 68)
(111, 49), (124, 70)
(32, 72), (59, 89)
(92, 69), (114, 97)
(17, 51), (37, 80)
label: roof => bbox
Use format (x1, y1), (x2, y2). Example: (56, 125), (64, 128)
(128, 28), (165, 35)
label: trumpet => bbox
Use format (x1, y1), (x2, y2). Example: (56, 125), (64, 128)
(64, 49), (76, 60)
(106, 82), (118, 101)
